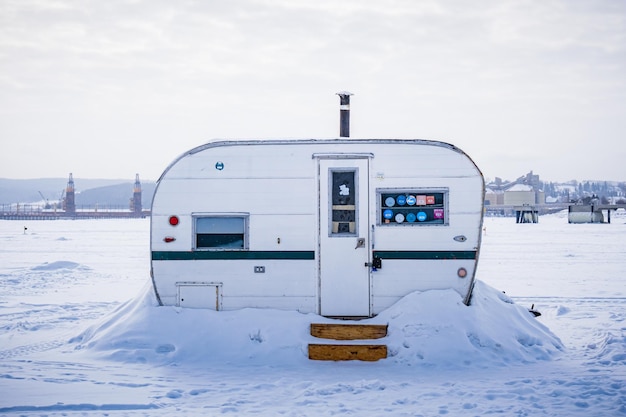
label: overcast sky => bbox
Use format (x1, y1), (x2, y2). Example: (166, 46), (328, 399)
(1, 0), (624, 183)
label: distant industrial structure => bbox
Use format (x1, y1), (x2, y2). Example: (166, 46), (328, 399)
(63, 173), (76, 215)
(131, 173), (143, 216)
(0, 173), (150, 220)
(485, 171), (545, 209)
(485, 171), (626, 223)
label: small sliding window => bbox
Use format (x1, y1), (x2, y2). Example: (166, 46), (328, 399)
(194, 215), (249, 250)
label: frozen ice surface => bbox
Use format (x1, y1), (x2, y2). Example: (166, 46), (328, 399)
(1, 213), (625, 416)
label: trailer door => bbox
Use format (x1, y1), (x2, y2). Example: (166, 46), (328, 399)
(318, 158), (370, 317)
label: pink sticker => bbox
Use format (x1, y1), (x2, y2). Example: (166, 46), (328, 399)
(434, 209), (444, 219)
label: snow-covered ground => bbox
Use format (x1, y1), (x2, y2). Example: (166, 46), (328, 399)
(0, 212), (625, 416)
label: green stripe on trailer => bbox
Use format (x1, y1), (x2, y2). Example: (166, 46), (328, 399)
(373, 251), (477, 260)
(152, 251), (315, 261)
(152, 250), (476, 261)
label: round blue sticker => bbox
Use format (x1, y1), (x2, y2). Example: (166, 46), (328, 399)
(385, 197), (395, 207)
(395, 213), (405, 223)
(417, 211), (427, 222)
(406, 195), (416, 206)
(406, 213), (416, 222)
(383, 209), (393, 220)
(396, 195), (406, 206)
(215, 161), (224, 170)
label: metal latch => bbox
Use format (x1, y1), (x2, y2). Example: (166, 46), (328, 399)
(372, 257), (382, 269)
(355, 237), (365, 249)
(365, 257), (382, 270)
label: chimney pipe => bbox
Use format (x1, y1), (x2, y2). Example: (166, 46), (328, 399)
(336, 91), (353, 137)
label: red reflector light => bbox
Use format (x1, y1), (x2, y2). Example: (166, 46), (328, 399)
(169, 216), (179, 226)
(164, 236), (176, 243)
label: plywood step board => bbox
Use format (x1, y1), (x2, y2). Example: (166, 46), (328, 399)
(308, 324), (388, 361)
(308, 344), (387, 361)
(310, 323), (388, 340)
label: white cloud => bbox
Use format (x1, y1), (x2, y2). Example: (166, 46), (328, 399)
(0, 0), (624, 182)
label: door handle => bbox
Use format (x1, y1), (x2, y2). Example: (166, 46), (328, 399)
(355, 237), (365, 249)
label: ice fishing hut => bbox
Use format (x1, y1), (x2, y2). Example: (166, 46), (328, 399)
(150, 137), (485, 317)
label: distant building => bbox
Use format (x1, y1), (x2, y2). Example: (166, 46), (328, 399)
(486, 171), (546, 207)
(503, 184), (545, 206)
(484, 187), (503, 206)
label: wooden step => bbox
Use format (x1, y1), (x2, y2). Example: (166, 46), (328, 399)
(310, 323), (388, 340)
(308, 344), (387, 361)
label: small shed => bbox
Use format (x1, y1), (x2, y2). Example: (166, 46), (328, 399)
(568, 205), (604, 223)
(504, 184), (535, 206)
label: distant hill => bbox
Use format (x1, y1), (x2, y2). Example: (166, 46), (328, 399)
(78, 182), (156, 208)
(0, 178), (155, 208)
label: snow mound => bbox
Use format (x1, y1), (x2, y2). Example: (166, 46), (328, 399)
(585, 331), (626, 366)
(31, 261), (88, 271)
(379, 281), (563, 366)
(72, 280), (563, 368)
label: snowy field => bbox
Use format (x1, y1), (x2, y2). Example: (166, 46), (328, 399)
(0, 212), (625, 416)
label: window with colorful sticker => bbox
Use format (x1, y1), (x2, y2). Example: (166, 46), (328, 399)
(378, 189), (448, 226)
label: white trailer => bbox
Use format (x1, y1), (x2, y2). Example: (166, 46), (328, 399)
(150, 139), (485, 317)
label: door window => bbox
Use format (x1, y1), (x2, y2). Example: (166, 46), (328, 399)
(330, 170), (357, 235)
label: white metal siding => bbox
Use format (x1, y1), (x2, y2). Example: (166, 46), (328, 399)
(151, 139), (484, 314)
